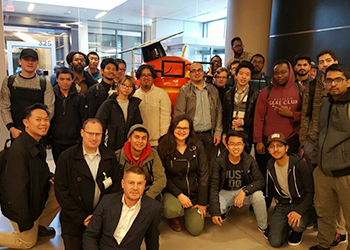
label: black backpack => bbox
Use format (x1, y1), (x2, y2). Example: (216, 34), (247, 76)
(0, 139), (13, 203)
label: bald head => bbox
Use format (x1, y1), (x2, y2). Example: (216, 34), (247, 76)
(189, 63), (204, 85)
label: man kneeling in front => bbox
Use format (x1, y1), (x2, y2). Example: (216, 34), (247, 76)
(83, 165), (162, 250)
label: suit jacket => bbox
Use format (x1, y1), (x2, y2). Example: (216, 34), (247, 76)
(55, 142), (122, 237)
(83, 192), (162, 250)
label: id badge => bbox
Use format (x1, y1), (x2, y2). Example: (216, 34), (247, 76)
(103, 177), (113, 189)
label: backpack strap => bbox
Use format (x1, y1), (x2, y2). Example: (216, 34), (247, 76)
(39, 77), (46, 92)
(8, 75), (46, 92)
(266, 84), (273, 99)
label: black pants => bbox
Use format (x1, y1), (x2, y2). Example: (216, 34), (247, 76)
(52, 141), (77, 164)
(196, 131), (215, 165)
(62, 234), (83, 250)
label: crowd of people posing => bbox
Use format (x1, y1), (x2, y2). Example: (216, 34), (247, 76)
(0, 44), (349, 250)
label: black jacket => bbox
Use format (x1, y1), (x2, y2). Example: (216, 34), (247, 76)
(1, 132), (51, 232)
(83, 192), (161, 250)
(160, 141), (209, 206)
(223, 85), (258, 146)
(96, 95), (143, 151)
(209, 150), (264, 216)
(266, 154), (314, 216)
(49, 84), (87, 144)
(86, 81), (117, 118)
(55, 142), (122, 237)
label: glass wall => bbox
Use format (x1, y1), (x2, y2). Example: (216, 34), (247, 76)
(2, 0), (227, 76)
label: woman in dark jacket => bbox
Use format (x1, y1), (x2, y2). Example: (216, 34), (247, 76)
(96, 75), (142, 151)
(158, 115), (209, 236)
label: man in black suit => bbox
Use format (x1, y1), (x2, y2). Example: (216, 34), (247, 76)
(55, 118), (122, 250)
(83, 165), (162, 250)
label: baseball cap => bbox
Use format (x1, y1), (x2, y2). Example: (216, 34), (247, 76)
(20, 49), (38, 60)
(310, 61), (318, 69)
(267, 133), (287, 146)
(127, 124), (149, 138)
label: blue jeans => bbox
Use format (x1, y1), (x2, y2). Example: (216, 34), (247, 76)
(219, 189), (267, 229)
(268, 203), (317, 248)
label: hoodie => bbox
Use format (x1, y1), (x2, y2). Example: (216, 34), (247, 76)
(254, 60), (304, 143)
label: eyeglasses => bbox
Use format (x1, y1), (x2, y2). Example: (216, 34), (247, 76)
(73, 59), (85, 63)
(268, 144), (285, 149)
(189, 69), (203, 74)
(141, 74), (153, 78)
(227, 142), (244, 147)
(119, 83), (133, 89)
(175, 126), (190, 132)
(84, 130), (103, 137)
(232, 45), (244, 48)
(323, 77), (346, 85)
(118, 68), (126, 72)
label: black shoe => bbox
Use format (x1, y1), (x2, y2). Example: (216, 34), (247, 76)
(288, 231), (303, 246)
(38, 225), (56, 237)
(330, 233), (347, 247)
(309, 245), (330, 250)
(258, 226), (269, 240)
(220, 206), (232, 222)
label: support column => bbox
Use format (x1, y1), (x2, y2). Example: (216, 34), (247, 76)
(225, 0), (272, 72)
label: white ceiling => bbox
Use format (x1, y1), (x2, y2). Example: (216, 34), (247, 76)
(3, 0), (228, 26)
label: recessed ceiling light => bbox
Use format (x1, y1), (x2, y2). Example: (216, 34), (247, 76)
(95, 11), (107, 19)
(28, 3), (35, 12)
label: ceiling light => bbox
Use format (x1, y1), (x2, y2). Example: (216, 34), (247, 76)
(15, 0), (128, 11)
(95, 11), (107, 19)
(14, 32), (38, 43)
(28, 3), (35, 12)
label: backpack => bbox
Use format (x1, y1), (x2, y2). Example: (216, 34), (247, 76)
(0, 139), (13, 203)
(8, 75), (46, 93)
(266, 82), (303, 99)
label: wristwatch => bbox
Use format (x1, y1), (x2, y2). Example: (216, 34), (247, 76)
(242, 187), (249, 194)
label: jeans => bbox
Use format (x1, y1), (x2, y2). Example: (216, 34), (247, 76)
(268, 203), (317, 248)
(219, 189), (267, 229)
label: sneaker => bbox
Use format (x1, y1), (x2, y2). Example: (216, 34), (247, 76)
(309, 245), (330, 250)
(288, 231), (303, 246)
(220, 206), (232, 222)
(258, 226), (269, 240)
(330, 233), (347, 247)
(38, 225), (56, 237)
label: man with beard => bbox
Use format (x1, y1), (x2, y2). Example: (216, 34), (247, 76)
(86, 58), (118, 118)
(249, 54), (271, 92)
(294, 53), (313, 86)
(66, 52), (97, 95)
(226, 37), (252, 69)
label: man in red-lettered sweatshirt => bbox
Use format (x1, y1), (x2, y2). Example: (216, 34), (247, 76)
(253, 59), (304, 176)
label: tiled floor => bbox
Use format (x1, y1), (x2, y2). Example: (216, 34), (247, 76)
(0, 151), (347, 250)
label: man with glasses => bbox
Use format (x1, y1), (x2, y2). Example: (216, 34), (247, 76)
(86, 58), (118, 118)
(86, 52), (102, 81)
(66, 51), (97, 95)
(134, 64), (171, 148)
(309, 64), (350, 250)
(226, 37), (252, 69)
(249, 54), (271, 91)
(206, 55), (222, 84)
(174, 62), (223, 162)
(266, 132), (316, 247)
(55, 118), (121, 250)
(209, 131), (267, 234)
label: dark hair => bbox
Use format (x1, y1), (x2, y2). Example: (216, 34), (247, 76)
(115, 58), (127, 69)
(250, 54), (265, 64)
(136, 64), (157, 79)
(157, 115), (197, 160)
(294, 53), (311, 65)
(100, 58), (118, 70)
(210, 55), (222, 63)
(118, 75), (136, 97)
(325, 64), (350, 80)
(226, 131), (245, 144)
(230, 37), (242, 47)
(235, 60), (254, 75)
(82, 118), (103, 130)
(129, 127), (149, 138)
(56, 67), (74, 79)
(230, 60), (240, 69)
(23, 103), (50, 119)
(317, 50), (337, 62)
(124, 165), (146, 179)
(87, 52), (99, 60)
(66, 51), (88, 66)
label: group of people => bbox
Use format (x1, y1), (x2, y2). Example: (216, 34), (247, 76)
(0, 39), (348, 250)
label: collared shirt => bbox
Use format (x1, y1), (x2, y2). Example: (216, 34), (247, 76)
(249, 73), (270, 92)
(233, 85), (249, 131)
(83, 145), (101, 208)
(295, 76), (313, 86)
(73, 75), (88, 95)
(226, 51), (252, 68)
(113, 195), (142, 244)
(193, 82), (212, 132)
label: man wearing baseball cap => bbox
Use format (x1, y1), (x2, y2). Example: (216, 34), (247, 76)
(0, 48), (55, 139)
(115, 124), (166, 200)
(265, 132), (316, 247)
